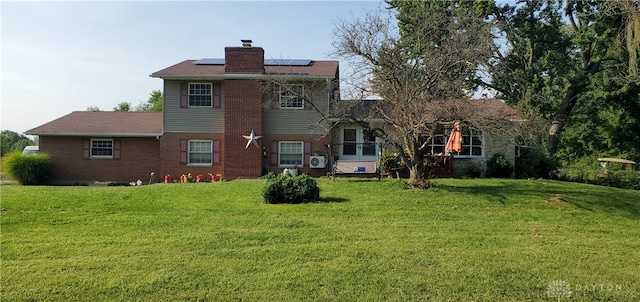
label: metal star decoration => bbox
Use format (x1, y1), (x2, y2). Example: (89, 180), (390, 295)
(242, 129), (262, 149)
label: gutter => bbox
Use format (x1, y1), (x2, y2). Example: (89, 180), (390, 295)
(24, 132), (164, 138)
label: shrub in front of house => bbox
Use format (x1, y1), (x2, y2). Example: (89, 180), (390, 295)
(486, 153), (513, 178)
(262, 172), (320, 204)
(463, 161), (482, 178)
(3, 151), (52, 185)
(515, 147), (557, 179)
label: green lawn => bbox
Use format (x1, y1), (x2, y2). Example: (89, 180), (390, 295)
(1, 178), (639, 301)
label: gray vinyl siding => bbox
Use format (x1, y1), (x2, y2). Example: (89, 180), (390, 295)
(163, 80), (224, 133)
(264, 85), (332, 135)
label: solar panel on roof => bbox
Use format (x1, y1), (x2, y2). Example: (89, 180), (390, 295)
(264, 59), (312, 66)
(193, 58), (225, 65)
(289, 59), (313, 66)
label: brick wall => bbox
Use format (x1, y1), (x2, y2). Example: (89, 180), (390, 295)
(39, 136), (160, 184)
(222, 43), (266, 179)
(224, 79), (264, 179)
(262, 134), (330, 177)
(224, 46), (265, 73)
(160, 132), (224, 181)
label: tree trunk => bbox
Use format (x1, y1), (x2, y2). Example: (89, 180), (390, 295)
(408, 165), (421, 184)
(546, 86), (579, 156)
(546, 60), (597, 156)
(407, 157), (429, 187)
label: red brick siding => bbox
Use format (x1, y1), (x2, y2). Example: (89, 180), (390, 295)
(39, 136), (160, 184)
(160, 133), (224, 181)
(224, 47), (265, 73)
(224, 79), (264, 179)
(262, 134), (330, 177)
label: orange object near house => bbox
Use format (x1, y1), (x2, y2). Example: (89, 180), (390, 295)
(445, 121), (463, 154)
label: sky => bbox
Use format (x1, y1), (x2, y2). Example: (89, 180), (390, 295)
(1, 0), (386, 135)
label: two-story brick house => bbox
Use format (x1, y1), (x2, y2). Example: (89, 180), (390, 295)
(26, 40), (521, 184)
(150, 39), (339, 181)
(26, 40), (339, 183)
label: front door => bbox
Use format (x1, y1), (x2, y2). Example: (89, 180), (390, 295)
(340, 127), (378, 161)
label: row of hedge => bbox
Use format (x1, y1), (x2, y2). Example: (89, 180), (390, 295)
(3, 149), (636, 190)
(560, 155), (640, 190)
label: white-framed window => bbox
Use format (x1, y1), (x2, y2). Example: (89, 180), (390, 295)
(461, 128), (483, 157)
(279, 84), (304, 109)
(91, 139), (113, 158)
(426, 133), (447, 155)
(189, 140), (212, 165)
(426, 128), (483, 157)
(279, 141), (303, 166)
(189, 83), (212, 107)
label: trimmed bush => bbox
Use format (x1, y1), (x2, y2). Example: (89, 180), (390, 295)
(486, 153), (513, 178)
(3, 152), (52, 185)
(262, 173), (320, 204)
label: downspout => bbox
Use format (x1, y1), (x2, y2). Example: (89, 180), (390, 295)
(326, 78), (331, 116)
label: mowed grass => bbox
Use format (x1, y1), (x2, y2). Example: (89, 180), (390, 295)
(1, 178), (639, 301)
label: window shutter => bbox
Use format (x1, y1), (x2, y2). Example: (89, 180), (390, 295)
(304, 142), (311, 166)
(213, 83), (221, 108)
(213, 140), (220, 164)
(113, 139), (121, 160)
(270, 141), (278, 165)
(83, 139), (90, 159)
(180, 139), (188, 164)
(180, 83), (188, 108)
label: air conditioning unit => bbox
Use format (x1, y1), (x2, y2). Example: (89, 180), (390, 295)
(309, 156), (326, 168)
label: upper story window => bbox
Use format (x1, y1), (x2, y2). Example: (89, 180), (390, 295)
(189, 140), (212, 165)
(189, 83), (212, 107)
(426, 127), (483, 157)
(91, 139), (113, 158)
(280, 85), (304, 109)
(279, 141), (303, 166)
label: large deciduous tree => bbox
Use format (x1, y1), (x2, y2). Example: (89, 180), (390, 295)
(332, 1), (494, 186)
(135, 90), (163, 112)
(1, 130), (34, 157)
(482, 0), (640, 159)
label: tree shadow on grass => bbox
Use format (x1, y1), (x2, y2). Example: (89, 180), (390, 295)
(566, 189), (640, 219)
(431, 181), (514, 205)
(328, 178), (381, 183)
(434, 179), (640, 219)
(317, 196), (349, 203)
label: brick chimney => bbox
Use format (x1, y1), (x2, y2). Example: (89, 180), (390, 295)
(223, 40), (265, 179)
(225, 39), (265, 74)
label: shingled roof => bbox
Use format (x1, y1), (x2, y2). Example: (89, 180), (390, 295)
(335, 98), (523, 122)
(25, 112), (163, 137)
(150, 60), (339, 79)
